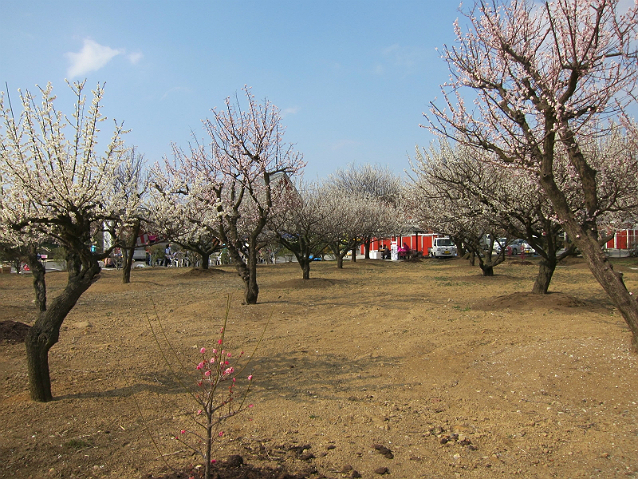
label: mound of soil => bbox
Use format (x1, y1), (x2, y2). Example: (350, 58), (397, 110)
(457, 274), (519, 282)
(0, 320), (30, 343)
(402, 256), (423, 263)
(558, 256), (587, 267)
(473, 291), (594, 311)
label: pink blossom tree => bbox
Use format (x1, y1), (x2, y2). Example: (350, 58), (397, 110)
(205, 89), (304, 303)
(0, 81), (136, 401)
(428, 0), (638, 349)
(153, 88), (304, 303)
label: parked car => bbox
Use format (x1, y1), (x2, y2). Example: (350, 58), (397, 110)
(508, 239), (535, 255)
(429, 237), (458, 258)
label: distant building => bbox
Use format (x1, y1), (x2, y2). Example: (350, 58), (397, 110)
(606, 228), (638, 250)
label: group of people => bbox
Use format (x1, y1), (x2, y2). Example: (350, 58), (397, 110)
(379, 243), (413, 260)
(398, 243), (412, 259)
(141, 244), (174, 267)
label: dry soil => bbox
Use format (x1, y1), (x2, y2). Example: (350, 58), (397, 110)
(1, 256), (638, 478)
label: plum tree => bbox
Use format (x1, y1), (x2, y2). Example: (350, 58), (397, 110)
(0, 81), (136, 401)
(427, 0), (638, 349)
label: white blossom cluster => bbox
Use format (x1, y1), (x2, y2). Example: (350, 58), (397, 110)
(409, 133), (638, 254)
(0, 81), (137, 255)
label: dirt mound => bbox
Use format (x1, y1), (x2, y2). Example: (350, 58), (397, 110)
(457, 274), (519, 282)
(402, 256), (423, 262)
(0, 320), (30, 343)
(473, 291), (605, 312)
(179, 268), (228, 277)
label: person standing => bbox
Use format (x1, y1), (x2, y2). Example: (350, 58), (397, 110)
(164, 244), (172, 267)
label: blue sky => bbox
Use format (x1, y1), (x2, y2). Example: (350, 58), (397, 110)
(1, 1), (464, 179)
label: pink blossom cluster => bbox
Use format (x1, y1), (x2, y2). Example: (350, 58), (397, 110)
(173, 322), (255, 479)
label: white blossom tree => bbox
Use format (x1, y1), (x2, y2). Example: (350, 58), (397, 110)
(328, 163), (403, 259)
(318, 185), (398, 269)
(114, 146), (149, 283)
(268, 181), (330, 279)
(0, 81), (134, 401)
(513, 129), (638, 292)
(148, 152), (222, 270)
(409, 143), (509, 276)
(427, 0), (638, 349)
(412, 140), (568, 286)
(152, 88), (304, 303)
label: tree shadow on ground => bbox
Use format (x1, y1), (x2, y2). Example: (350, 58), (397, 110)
(248, 350), (406, 402)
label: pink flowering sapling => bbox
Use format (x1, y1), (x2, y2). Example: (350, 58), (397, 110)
(173, 324), (255, 479)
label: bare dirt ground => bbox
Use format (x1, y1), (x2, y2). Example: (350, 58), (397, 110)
(1, 256), (638, 478)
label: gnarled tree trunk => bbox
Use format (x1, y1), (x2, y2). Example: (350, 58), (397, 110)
(540, 142), (638, 350)
(200, 252), (210, 270)
(25, 252), (101, 401)
(570, 226), (638, 350)
(301, 259), (311, 279)
(244, 241), (259, 304)
(479, 264), (494, 276)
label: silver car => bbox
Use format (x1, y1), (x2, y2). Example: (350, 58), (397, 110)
(508, 239), (535, 255)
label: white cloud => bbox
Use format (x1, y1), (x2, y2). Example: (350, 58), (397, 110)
(66, 39), (123, 78)
(281, 106), (299, 117)
(127, 52), (143, 65)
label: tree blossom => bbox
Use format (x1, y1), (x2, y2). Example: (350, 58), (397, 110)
(151, 87), (304, 303)
(0, 81), (135, 401)
(328, 163), (403, 259)
(427, 0), (638, 349)
(174, 312), (256, 479)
